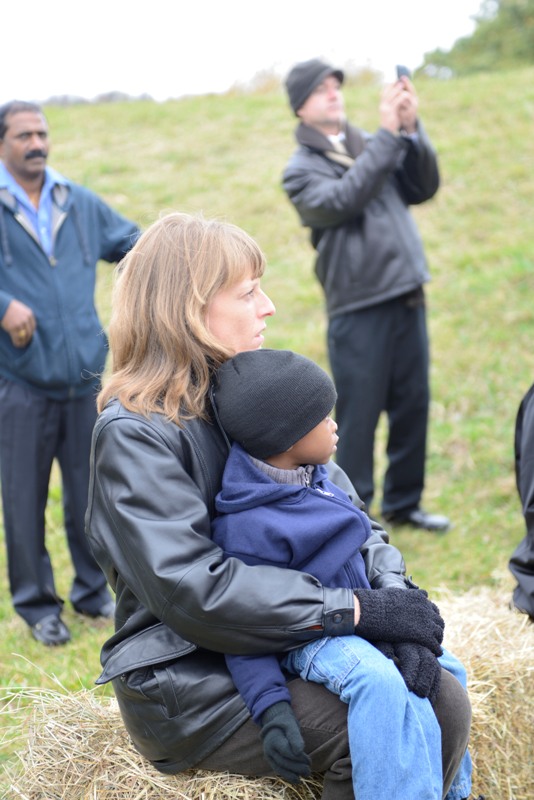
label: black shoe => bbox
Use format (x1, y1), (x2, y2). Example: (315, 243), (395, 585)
(384, 507), (451, 532)
(73, 600), (115, 619)
(31, 614), (71, 646)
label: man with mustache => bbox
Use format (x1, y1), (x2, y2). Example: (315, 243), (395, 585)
(0, 100), (140, 646)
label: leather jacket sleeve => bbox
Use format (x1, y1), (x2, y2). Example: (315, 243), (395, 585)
(394, 120), (440, 205)
(283, 125), (439, 231)
(283, 128), (403, 229)
(86, 406), (356, 657)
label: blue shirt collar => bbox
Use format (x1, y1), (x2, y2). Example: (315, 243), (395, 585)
(0, 162), (68, 198)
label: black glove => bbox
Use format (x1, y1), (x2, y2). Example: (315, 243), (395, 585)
(373, 640), (396, 661)
(354, 587), (444, 655)
(373, 640), (442, 707)
(393, 642), (442, 706)
(260, 701), (311, 784)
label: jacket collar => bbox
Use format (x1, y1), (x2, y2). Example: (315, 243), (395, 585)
(295, 121), (366, 160)
(0, 181), (71, 214)
(0, 182), (73, 267)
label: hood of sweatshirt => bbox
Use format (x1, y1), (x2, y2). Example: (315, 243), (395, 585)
(215, 443), (330, 514)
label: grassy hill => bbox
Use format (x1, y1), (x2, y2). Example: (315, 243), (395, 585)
(1, 66), (533, 769)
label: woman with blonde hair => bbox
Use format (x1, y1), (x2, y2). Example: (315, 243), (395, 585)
(86, 212), (471, 800)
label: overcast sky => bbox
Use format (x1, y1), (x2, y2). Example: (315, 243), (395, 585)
(2, 0), (484, 104)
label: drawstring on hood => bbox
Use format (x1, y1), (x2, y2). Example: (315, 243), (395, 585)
(0, 188), (18, 267)
(0, 202), (13, 267)
(69, 201), (91, 267)
(51, 184), (91, 267)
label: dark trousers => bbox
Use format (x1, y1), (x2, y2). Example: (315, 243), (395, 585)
(0, 377), (110, 626)
(328, 293), (429, 515)
(510, 382), (534, 616)
(195, 671), (471, 800)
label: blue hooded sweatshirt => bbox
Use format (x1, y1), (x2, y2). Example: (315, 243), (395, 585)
(212, 443), (372, 722)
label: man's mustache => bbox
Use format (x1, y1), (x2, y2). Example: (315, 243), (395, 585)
(25, 150), (47, 160)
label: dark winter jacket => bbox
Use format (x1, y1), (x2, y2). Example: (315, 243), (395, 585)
(212, 443), (372, 721)
(282, 121), (439, 317)
(0, 178), (139, 399)
(85, 398), (409, 773)
(509, 382), (534, 616)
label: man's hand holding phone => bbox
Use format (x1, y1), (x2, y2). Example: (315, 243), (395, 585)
(395, 65), (418, 134)
(396, 64), (411, 82)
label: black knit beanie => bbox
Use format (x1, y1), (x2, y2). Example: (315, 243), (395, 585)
(285, 58), (344, 115)
(213, 349), (337, 460)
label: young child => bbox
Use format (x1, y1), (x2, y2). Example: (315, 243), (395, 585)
(211, 349), (472, 800)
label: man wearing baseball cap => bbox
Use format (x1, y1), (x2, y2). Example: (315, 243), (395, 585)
(282, 58), (449, 533)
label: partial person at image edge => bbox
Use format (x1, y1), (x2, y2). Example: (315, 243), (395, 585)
(509, 382), (534, 621)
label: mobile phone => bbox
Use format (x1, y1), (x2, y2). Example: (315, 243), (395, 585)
(396, 65), (411, 80)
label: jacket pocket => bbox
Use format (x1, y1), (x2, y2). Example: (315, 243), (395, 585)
(2, 316), (106, 391)
(122, 661), (182, 719)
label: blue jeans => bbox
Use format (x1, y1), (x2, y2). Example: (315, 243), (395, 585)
(283, 637), (472, 800)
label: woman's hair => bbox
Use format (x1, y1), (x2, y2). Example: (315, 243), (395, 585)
(97, 212), (266, 422)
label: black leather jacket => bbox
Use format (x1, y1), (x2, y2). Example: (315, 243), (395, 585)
(85, 398), (408, 772)
(283, 121), (440, 318)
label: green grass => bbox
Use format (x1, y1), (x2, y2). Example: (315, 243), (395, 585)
(1, 67), (533, 776)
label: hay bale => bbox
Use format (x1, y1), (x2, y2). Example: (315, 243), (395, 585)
(2, 586), (533, 799)
(2, 686), (322, 800)
(436, 585), (534, 800)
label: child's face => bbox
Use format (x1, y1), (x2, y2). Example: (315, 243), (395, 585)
(288, 415), (339, 466)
